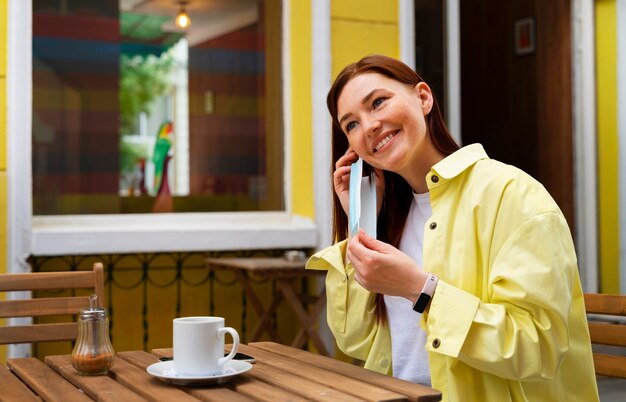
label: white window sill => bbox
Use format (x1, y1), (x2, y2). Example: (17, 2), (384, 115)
(31, 212), (318, 256)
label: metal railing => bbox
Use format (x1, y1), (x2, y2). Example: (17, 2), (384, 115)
(28, 249), (309, 356)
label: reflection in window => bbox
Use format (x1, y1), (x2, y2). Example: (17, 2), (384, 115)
(32, 0), (283, 215)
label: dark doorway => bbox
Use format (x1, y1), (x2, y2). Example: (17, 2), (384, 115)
(414, 0), (445, 115)
(459, 0), (574, 230)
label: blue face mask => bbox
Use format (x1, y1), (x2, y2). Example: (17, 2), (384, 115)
(349, 157), (377, 238)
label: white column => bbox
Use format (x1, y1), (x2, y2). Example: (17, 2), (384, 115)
(312, 0), (334, 356)
(7, 0), (34, 358)
(445, 0), (462, 144)
(173, 39), (190, 195)
(282, 0), (292, 214)
(572, 0), (599, 292)
(399, 0), (416, 70)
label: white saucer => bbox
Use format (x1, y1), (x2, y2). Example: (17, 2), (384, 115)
(146, 359), (253, 386)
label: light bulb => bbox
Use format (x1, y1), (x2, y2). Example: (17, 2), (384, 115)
(176, 7), (191, 29)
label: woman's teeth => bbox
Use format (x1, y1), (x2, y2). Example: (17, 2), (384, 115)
(374, 133), (396, 152)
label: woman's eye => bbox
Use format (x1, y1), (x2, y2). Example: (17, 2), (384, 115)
(346, 121), (357, 132)
(373, 97), (385, 109)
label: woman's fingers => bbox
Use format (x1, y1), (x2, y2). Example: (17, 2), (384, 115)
(357, 229), (394, 253)
(335, 148), (358, 169)
(333, 165), (351, 182)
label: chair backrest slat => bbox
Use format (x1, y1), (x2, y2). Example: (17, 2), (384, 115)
(584, 293), (626, 316)
(592, 354), (626, 378)
(0, 271), (99, 292)
(0, 297), (91, 318)
(0, 323), (78, 344)
(588, 322), (626, 347)
(0, 262), (105, 345)
(584, 293), (626, 378)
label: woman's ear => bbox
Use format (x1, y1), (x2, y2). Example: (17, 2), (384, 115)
(415, 82), (434, 115)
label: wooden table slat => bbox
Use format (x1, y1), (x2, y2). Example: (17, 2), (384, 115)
(248, 361), (364, 402)
(107, 355), (200, 401)
(228, 374), (309, 402)
(116, 350), (253, 402)
(3, 343), (440, 402)
(148, 350), (308, 402)
(0, 364), (42, 402)
(154, 345), (408, 402)
(237, 344), (407, 402)
(8, 358), (92, 402)
(249, 342), (443, 402)
(45, 354), (148, 402)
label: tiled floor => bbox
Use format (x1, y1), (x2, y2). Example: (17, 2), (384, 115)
(597, 376), (626, 401)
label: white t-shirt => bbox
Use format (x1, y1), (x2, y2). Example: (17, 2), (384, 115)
(383, 191), (432, 385)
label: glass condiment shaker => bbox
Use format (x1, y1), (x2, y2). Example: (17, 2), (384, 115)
(71, 294), (115, 375)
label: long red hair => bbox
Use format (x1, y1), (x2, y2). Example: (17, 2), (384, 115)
(326, 55), (459, 322)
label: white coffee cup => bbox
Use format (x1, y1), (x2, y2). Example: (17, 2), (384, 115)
(173, 316), (240, 376)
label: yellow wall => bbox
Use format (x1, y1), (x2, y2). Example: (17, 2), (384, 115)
(596, 0), (620, 293)
(290, 0), (314, 218)
(331, 0), (399, 77)
(0, 0), (8, 362)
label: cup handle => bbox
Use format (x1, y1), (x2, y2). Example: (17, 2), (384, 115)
(218, 327), (240, 366)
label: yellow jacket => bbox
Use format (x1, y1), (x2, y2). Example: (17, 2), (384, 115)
(307, 144), (599, 402)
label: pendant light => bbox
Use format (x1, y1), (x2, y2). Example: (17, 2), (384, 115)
(175, 1), (191, 29)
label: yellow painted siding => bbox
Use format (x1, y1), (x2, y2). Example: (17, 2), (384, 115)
(0, 0), (5, 77)
(290, 0), (314, 218)
(596, 0), (620, 293)
(331, 0), (397, 23)
(0, 78), (5, 171)
(331, 20), (399, 77)
(331, 0), (399, 78)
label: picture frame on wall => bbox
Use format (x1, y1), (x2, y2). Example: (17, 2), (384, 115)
(514, 17), (535, 56)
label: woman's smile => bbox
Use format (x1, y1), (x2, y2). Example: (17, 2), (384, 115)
(374, 130), (400, 153)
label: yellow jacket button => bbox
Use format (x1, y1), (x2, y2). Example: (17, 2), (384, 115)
(431, 175), (439, 183)
(380, 358), (389, 367)
(432, 338), (441, 348)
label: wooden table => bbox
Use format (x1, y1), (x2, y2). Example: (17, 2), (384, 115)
(3, 342), (442, 401)
(206, 257), (329, 356)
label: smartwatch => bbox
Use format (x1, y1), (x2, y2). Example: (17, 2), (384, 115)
(412, 273), (439, 313)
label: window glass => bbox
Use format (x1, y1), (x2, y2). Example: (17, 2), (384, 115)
(32, 0), (283, 215)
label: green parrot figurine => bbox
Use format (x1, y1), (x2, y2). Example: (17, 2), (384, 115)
(152, 121), (173, 195)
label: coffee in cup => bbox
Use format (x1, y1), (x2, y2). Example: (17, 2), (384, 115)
(173, 316), (240, 376)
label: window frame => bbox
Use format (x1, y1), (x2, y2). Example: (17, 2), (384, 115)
(8, 0), (317, 258)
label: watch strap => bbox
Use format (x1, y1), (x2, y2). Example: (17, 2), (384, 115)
(412, 273), (439, 313)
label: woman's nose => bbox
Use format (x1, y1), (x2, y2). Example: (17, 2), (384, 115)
(362, 116), (381, 136)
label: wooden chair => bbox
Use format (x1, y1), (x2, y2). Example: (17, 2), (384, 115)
(0, 262), (105, 344)
(584, 293), (626, 378)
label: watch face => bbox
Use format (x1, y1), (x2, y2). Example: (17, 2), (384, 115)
(413, 294), (431, 313)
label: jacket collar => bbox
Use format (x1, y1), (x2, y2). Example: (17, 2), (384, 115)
(430, 143), (489, 180)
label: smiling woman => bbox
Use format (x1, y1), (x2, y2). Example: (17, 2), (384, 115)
(307, 54), (600, 402)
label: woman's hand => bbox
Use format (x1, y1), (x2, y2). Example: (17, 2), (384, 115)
(333, 149), (386, 217)
(347, 229), (426, 302)
(333, 148), (359, 217)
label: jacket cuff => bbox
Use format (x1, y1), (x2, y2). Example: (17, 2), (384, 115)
(424, 280), (479, 358)
(306, 240), (348, 276)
